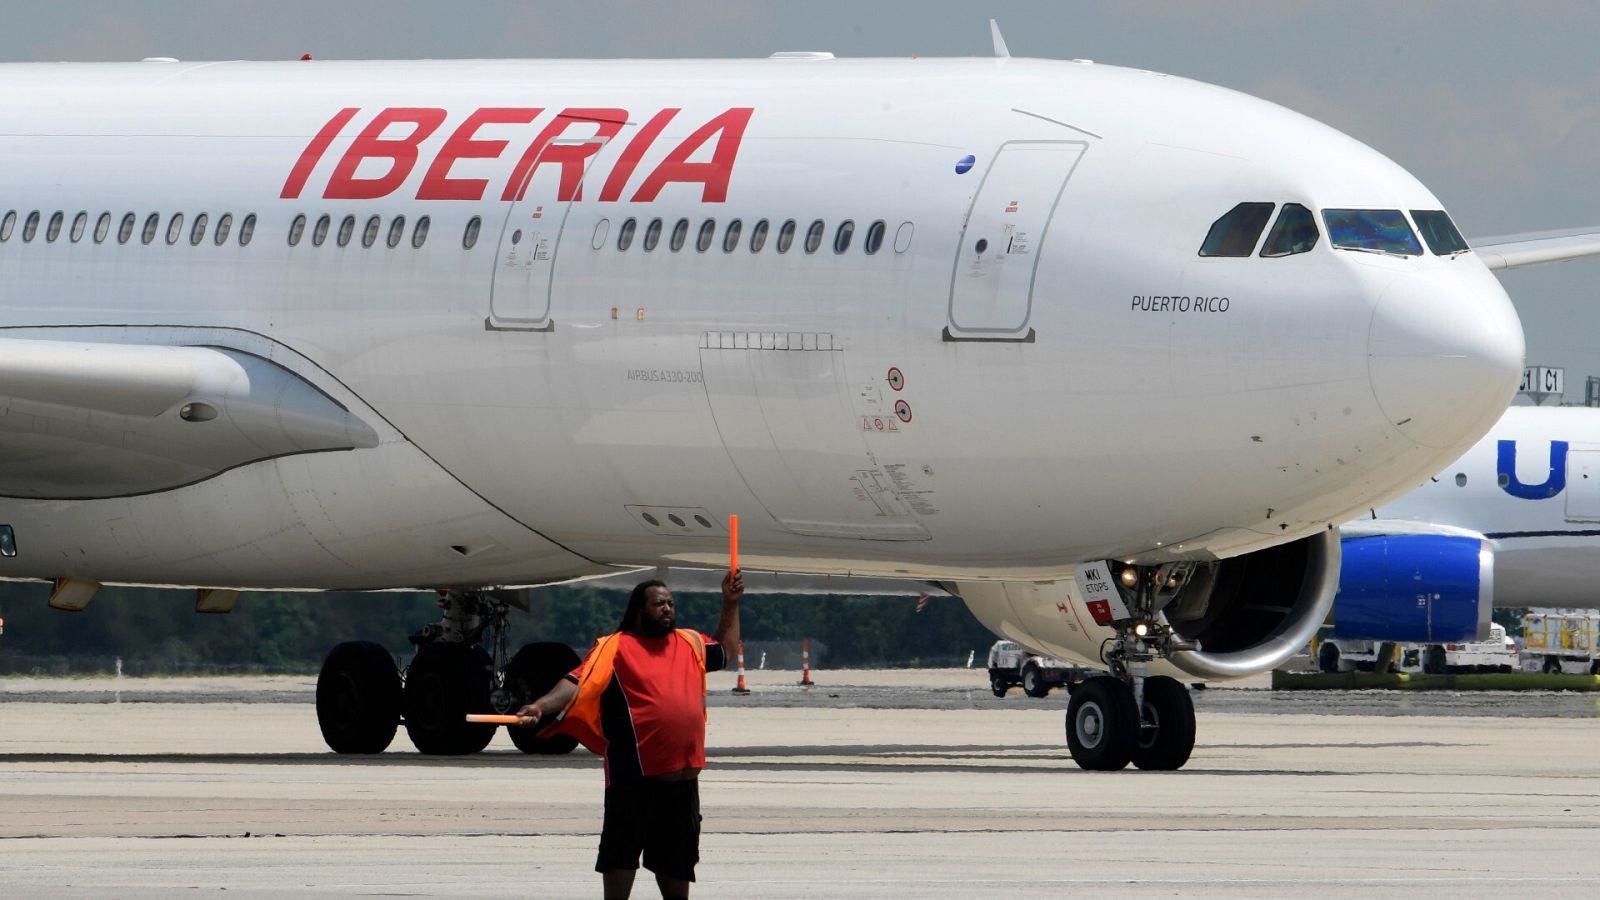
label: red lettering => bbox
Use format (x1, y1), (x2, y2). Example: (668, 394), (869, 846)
(598, 108), (678, 202)
(325, 108), (448, 200)
(281, 107), (359, 199)
(500, 108), (627, 202)
(631, 107), (753, 203)
(417, 107), (543, 201)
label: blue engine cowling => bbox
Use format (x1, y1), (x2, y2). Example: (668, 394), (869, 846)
(1331, 533), (1491, 642)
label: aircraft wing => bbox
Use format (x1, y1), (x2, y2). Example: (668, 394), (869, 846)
(1469, 227), (1600, 271)
(0, 337), (379, 500)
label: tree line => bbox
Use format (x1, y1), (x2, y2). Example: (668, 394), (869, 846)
(0, 580), (997, 675)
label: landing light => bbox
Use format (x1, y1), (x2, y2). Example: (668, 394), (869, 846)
(1134, 623), (1149, 637)
(1119, 568), (1138, 587)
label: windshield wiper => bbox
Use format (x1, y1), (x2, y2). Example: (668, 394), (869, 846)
(1336, 245), (1411, 258)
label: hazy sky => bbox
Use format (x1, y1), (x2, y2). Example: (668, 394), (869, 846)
(5, 1), (1598, 399)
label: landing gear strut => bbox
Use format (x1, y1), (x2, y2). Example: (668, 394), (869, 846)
(314, 590), (580, 756)
(1065, 562), (1200, 771)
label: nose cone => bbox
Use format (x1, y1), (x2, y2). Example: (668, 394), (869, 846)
(1368, 269), (1524, 449)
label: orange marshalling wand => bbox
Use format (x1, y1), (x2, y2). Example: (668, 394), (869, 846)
(464, 714), (524, 725)
(729, 514), (739, 574)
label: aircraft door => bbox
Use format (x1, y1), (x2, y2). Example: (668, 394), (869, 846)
(1565, 450), (1600, 521)
(489, 135), (614, 330)
(947, 141), (1086, 340)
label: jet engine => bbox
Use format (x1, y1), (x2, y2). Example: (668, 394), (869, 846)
(957, 529), (1340, 682)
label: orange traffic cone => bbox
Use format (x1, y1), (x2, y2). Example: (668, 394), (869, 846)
(732, 642), (751, 694)
(799, 638), (815, 687)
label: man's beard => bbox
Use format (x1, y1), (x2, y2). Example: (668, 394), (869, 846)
(639, 615), (673, 637)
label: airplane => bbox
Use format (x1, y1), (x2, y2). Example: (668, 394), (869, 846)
(0, 43), (1593, 772)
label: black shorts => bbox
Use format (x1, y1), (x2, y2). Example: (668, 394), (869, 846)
(596, 778), (702, 881)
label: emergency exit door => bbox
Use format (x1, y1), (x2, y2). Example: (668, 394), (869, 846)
(489, 135), (613, 330)
(947, 141), (1086, 340)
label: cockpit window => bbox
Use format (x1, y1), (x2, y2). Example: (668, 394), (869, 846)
(1259, 203), (1319, 257)
(1323, 209), (1422, 256)
(1410, 210), (1470, 256)
(1199, 202), (1274, 257)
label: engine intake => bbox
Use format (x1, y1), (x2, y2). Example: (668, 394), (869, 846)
(1163, 529), (1340, 679)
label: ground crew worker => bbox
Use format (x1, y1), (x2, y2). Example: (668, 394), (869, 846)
(517, 570), (743, 900)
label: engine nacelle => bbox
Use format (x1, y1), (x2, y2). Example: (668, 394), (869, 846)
(955, 530), (1340, 682)
(1328, 533), (1491, 643)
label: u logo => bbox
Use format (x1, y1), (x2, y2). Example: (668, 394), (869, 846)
(1497, 439), (1567, 499)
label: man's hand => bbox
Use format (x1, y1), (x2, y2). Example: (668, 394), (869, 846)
(722, 569), (744, 603)
(513, 704), (542, 728)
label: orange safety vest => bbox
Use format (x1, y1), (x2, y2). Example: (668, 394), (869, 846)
(548, 628), (708, 755)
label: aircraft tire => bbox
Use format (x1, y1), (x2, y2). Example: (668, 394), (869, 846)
(505, 642), (582, 755)
(1022, 662), (1051, 698)
(1130, 676), (1196, 771)
(990, 672), (1010, 697)
(1423, 646), (1446, 675)
(1065, 675), (1138, 771)
(1317, 642), (1340, 674)
(316, 641), (401, 754)
(403, 642), (496, 755)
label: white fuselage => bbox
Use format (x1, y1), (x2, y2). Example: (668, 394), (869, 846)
(0, 57), (1522, 590)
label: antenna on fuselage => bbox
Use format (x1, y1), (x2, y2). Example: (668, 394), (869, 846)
(989, 19), (1011, 58)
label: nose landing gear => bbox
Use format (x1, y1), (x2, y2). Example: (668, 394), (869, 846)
(1064, 562), (1200, 771)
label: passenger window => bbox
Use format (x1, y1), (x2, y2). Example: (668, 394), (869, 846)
(412, 216), (430, 249)
(863, 220), (886, 255)
(94, 212), (111, 244)
(118, 213), (136, 244)
(1411, 210), (1469, 256)
(833, 220), (854, 254)
(165, 213), (184, 245)
(894, 221), (914, 253)
(214, 213), (233, 246)
(617, 217), (637, 251)
(142, 213), (161, 245)
(776, 219), (797, 253)
(70, 212), (88, 243)
(670, 218), (689, 252)
(190, 213), (208, 246)
(1323, 209), (1422, 256)
(749, 219), (769, 253)
(337, 215), (355, 247)
(362, 215), (381, 248)
(311, 214), (331, 247)
(22, 211), (39, 242)
(723, 219), (742, 253)
(696, 219), (715, 252)
(463, 216), (482, 249)
(387, 216), (405, 248)
(46, 211), (63, 243)
(1199, 202), (1274, 257)
(0, 210), (13, 242)
(239, 214), (256, 246)
(643, 218), (663, 251)
(804, 219), (825, 254)
(288, 214), (307, 247)
(1259, 203), (1319, 257)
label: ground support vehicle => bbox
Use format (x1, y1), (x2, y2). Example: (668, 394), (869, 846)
(1520, 610), (1600, 674)
(1316, 623), (1517, 674)
(987, 640), (1094, 697)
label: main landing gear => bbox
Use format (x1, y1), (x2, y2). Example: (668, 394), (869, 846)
(314, 591), (579, 756)
(1065, 563), (1200, 772)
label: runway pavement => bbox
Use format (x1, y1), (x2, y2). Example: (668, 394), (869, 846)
(2, 668), (1599, 898)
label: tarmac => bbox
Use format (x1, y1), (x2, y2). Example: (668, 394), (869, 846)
(2, 667), (1599, 898)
